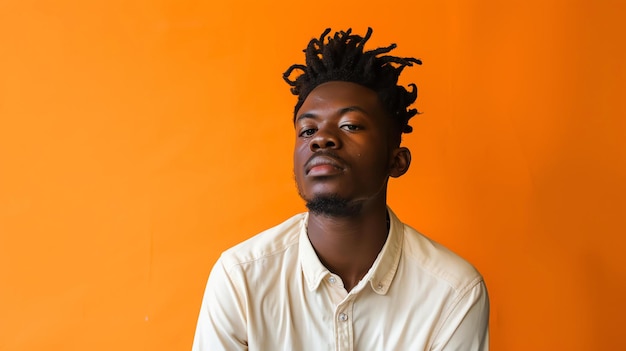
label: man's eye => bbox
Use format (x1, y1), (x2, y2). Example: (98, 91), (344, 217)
(299, 128), (316, 137)
(341, 124), (361, 131)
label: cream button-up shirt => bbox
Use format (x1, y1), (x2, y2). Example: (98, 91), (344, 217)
(193, 209), (489, 350)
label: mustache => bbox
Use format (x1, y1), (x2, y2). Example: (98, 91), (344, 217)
(304, 151), (348, 170)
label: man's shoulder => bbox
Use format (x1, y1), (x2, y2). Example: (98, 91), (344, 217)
(218, 212), (306, 269)
(401, 223), (483, 293)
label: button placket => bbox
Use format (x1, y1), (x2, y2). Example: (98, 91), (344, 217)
(334, 300), (354, 351)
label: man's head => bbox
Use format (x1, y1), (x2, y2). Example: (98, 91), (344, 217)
(284, 28), (420, 216)
(283, 28), (421, 147)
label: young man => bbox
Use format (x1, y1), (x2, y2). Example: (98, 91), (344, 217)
(192, 28), (489, 350)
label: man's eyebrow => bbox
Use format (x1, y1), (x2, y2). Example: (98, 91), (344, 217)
(340, 106), (368, 115)
(296, 112), (316, 122)
(296, 106), (369, 122)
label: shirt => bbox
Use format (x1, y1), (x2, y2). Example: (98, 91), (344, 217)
(192, 208), (489, 350)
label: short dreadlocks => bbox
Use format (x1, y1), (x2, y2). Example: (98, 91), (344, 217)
(283, 28), (421, 142)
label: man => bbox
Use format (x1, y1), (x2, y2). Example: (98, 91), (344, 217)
(193, 28), (489, 350)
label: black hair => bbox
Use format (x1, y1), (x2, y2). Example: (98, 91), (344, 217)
(283, 27), (421, 141)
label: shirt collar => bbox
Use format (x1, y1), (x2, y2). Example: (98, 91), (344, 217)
(299, 207), (404, 295)
(298, 212), (330, 291)
(367, 207), (403, 295)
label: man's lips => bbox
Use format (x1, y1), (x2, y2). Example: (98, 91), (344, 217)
(305, 155), (345, 176)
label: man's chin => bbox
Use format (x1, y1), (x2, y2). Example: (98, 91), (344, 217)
(305, 194), (361, 217)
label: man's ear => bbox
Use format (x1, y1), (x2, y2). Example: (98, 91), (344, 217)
(389, 147), (411, 178)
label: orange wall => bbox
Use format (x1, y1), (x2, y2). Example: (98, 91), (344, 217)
(1, 0), (625, 350)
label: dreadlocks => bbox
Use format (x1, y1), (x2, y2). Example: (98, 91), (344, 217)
(283, 28), (421, 141)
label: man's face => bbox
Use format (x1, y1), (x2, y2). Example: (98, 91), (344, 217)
(293, 81), (400, 215)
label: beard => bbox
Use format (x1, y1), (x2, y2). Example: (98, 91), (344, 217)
(305, 194), (362, 217)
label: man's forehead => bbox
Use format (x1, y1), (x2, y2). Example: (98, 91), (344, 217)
(296, 81), (382, 116)
(302, 81), (378, 103)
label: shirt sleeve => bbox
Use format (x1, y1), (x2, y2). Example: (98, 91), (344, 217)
(431, 279), (490, 351)
(192, 257), (248, 351)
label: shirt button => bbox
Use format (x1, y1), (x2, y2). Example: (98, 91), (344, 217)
(329, 276), (336, 284)
(339, 313), (348, 322)
(377, 283), (383, 290)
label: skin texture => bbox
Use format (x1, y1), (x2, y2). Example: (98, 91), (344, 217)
(293, 81), (411, 291)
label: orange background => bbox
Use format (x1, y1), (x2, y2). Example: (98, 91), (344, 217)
(1, 0), (625, 350)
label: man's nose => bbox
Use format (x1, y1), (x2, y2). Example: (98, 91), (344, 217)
(310, 129), (341, 151)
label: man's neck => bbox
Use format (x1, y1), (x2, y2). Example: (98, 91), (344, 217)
(306, 204), (389, 292)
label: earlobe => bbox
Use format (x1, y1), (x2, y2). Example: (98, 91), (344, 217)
(389, 147), (411, 178)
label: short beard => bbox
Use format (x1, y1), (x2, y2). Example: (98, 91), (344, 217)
(305, 194), (362, 217)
